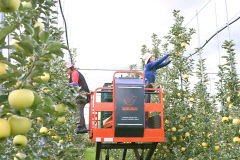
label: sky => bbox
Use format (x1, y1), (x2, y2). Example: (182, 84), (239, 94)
(56, 0), (240, 125)
(60, 0), (240, 92)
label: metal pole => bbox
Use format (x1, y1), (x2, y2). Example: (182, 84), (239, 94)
(225, 0), (236, 94)
(215, 2), (224, 112)
(196, 10), (204, 85)
(196, 9), (211, 160)
(0, 12), (3, 95)
(214, 3), (221, 65)
(224, 0), (231, 40)
(0, 12), (3, 28)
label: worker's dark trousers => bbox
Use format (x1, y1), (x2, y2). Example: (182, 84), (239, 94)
(144, 83), (153, 103)
(144, 84), (153, 128)
(76, 102), (87, 129)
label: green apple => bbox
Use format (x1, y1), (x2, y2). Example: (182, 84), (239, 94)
(37, 117), (44, 125)
(11, 39), (24, 52)
(52, 135), (60, 141)
(185, 132), (190, 138)
(16, 152), (26, 159)
(214, 146), (220, 151)
(188, 114), (192, 119)
(232, 118), (240, 125)
(40, 72), (50, 82)
(180, 117), (185, 121)
(181, 147), (186, 152)
(0, 62), (8, 75)
(183, 74), (189, 79)
(0, 0), (20, 13)
(165, 120), (169, 124)
(233, 137), (240, 144)
(8, 89), (34, 110)
(13, 135), (28, 147)
(222, 117), (229, 123)
(181, 42), (187, 48)
(40, 127), (48, 134)
(22, 1), (31, 8)
(55, 104), (65, 113)
(59, 139), (64, 143)
(34, 21), (44, 32)
(57, 117), (66, 123)
(43, 88), (51, 93)
(171, 136), (177, 141)
(189, 98), (194, 102)
(162, 145), (167, 150)
(0, 119), (11, 141)
(228, 103), (233, 109)
(227, 96), (231, 103)
(8, 115), (32, 135)
(202, 142), (208, 147)
(171, 127), (176, 132)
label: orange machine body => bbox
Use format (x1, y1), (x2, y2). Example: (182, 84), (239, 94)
(88, 71), (165, 143)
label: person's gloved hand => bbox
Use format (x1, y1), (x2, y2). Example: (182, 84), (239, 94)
(71, 82), (78, 86)
(67, 82), (78, 86)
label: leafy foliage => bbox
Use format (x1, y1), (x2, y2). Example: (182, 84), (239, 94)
(0, 1), (86, 159)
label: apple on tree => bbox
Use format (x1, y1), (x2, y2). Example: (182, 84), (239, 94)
(0, 62), (8, 75)
(0, 0), (20, 13)
(202, 142), (208, 147)
(8, 115), (32, 135)
(8, 89), (34, 110)
(183, 74), (189, 79)
(40, 127), (48, 134)
(34, 21), (44, 32)
(55, 104), (65, 113)
(181, 42), (187, 48)
(13, 135), (28, 147)
(232, 118), (240, 125)
(40, 72), (50, 82)
(214, 146), (220, 151)
(21, 1), (31, 8)
(57, 117), (66, 123)
(11, 39), (24, 52)
(0, 119), (11, 142)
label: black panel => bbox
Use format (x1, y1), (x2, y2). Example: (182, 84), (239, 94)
(115, 78), (144, 137)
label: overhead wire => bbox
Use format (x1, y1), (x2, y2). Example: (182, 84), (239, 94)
(187, 14), (240, 58)
(77, 68), (240, 75)
(184, 0), (212, 27)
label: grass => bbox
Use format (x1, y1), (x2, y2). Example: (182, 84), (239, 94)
(83, 147), (116, 160)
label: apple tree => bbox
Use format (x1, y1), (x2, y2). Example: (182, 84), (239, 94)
(0, 0), (86, 159)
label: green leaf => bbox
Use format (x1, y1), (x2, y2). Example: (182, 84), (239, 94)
(39, 31), (49, 43)
(24, 23), (34, 35)
(46, 42), (68, 51)
(9, 53), (26, 64)
(49, 49), (64, 57)
(42, 105), (55, 114)
(0, 25), (17, 42)
(18, 41), (33, 56)
(43, 97), (53, 106)
(0, 95), (8, 104)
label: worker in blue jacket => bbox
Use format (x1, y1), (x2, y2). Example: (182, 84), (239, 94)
(143, 53), (171, 86)
(143, 53), (171, 128)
